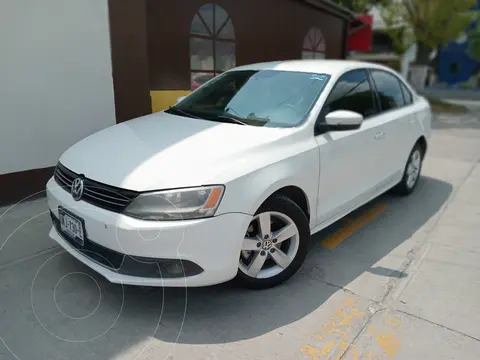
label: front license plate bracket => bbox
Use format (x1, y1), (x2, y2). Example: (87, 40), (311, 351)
(58, 206), (85, 247)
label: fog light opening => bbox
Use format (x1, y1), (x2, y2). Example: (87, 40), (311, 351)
(164, 261), (185, 276)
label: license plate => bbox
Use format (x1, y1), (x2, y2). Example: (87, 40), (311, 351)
(58, 207), (85, 246)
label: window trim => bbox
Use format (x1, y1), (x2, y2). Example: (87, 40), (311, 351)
(366, 70), (382, 115)
(367, 69), (415, 116)
(314, 68), (378, 135)
(398, 77), (407, 105)
(400, 81), (413, 105)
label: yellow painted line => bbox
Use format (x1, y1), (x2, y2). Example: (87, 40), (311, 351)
(300, 298), (365, 360)
(300, 300), (403, 360)
(376, 331), (401, 356)
(321, 203), (388, 249)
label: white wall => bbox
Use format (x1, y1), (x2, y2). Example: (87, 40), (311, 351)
(0, 0), (116, 175)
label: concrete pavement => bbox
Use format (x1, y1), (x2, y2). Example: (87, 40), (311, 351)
(1, 112), (480, 360)
(445, 98), (480, 112)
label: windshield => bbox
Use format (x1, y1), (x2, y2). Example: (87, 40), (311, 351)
(167, 70), (330, 128)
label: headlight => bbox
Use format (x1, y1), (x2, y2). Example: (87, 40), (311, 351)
(124, 185), (225, 220)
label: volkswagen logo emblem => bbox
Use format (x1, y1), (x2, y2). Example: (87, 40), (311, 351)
(71, 178), (84, 201)
(262, 239), (273, 250)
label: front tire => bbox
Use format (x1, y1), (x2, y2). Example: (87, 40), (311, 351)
(235, 194), (310, 289)
(392, 143), (424, 196)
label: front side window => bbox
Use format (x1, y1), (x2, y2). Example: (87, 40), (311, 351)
(190, 4), (236, 90)
(370, 70), (405, 111)
(321, 69), (377, 119)
(169, 70), (330, 128)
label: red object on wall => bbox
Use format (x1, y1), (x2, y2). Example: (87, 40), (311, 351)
(348, 15), (373, 52)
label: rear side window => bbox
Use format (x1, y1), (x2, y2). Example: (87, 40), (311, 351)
(370, 70), (405, 111)
(400, 82), (413, 105)
(321, 69), (377, 118)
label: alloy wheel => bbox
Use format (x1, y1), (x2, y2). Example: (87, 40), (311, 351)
(239, 211), (300, 279)
(406, 149), (422, 188)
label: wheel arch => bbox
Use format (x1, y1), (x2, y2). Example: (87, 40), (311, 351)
(402, 135), (428, 168)
(416, 135), (428, 156)
(263, 186), (310, 221)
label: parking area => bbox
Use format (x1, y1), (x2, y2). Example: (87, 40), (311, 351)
(1, 112), (480, 360)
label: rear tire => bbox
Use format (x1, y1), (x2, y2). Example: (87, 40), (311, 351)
(392, 143), (424, 196)
(234, 194), (310, 289)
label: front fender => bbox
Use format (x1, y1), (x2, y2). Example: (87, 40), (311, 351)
(216, 148), (319, 228)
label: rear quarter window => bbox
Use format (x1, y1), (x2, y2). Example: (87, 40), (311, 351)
(400, 82), (413, 105)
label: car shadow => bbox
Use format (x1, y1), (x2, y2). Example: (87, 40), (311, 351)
(102, 175), (452, 346)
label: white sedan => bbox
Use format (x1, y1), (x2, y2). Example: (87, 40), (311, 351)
(46, 60), (431, 289)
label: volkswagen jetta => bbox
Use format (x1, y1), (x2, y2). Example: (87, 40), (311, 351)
(46, 60), (431, 289)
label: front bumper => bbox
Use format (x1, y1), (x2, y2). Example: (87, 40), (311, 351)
(46, 177), (252, 287)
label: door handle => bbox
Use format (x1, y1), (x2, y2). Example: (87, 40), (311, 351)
(374, 132), (386, 140)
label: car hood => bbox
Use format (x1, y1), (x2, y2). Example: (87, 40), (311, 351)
(59, 112), (292, 191)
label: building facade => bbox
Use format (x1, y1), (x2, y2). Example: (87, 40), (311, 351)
(142, 0), (352, 114)
(0, 0), (352, 206)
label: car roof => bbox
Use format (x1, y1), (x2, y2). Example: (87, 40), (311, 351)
(230, 59), (391, 77)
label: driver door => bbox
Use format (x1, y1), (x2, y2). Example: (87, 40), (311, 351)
(314, 69), (383, 226)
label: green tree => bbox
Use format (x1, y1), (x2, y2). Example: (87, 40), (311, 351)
(335, 0), (391, 13)
(466, 19), (480, 87)
(468, 21), (480, 61)
(380, 0), (476, 64)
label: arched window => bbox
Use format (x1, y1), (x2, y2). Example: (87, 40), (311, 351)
(190, 4), (236, 90)
(302, 27), (326, 59)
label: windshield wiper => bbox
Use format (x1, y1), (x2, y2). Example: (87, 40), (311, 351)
(167, 106), (202, 119)
(216, 115), (248, 125)
(225, 107), (243, 117)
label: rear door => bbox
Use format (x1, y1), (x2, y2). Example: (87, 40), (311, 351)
(399, 79), (423, 146)
(370, 69), (415, 187)
(368, 69), (415, 185)
(314, 69), (383, 225)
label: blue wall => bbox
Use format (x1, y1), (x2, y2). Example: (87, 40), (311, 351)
(436, 1), (480, 86)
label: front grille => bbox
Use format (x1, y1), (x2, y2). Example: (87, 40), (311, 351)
(54, 162), (139, 213)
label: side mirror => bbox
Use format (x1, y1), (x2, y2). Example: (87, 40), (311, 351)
(176, 96), (186, 104)
(325, 110), (363, 131)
